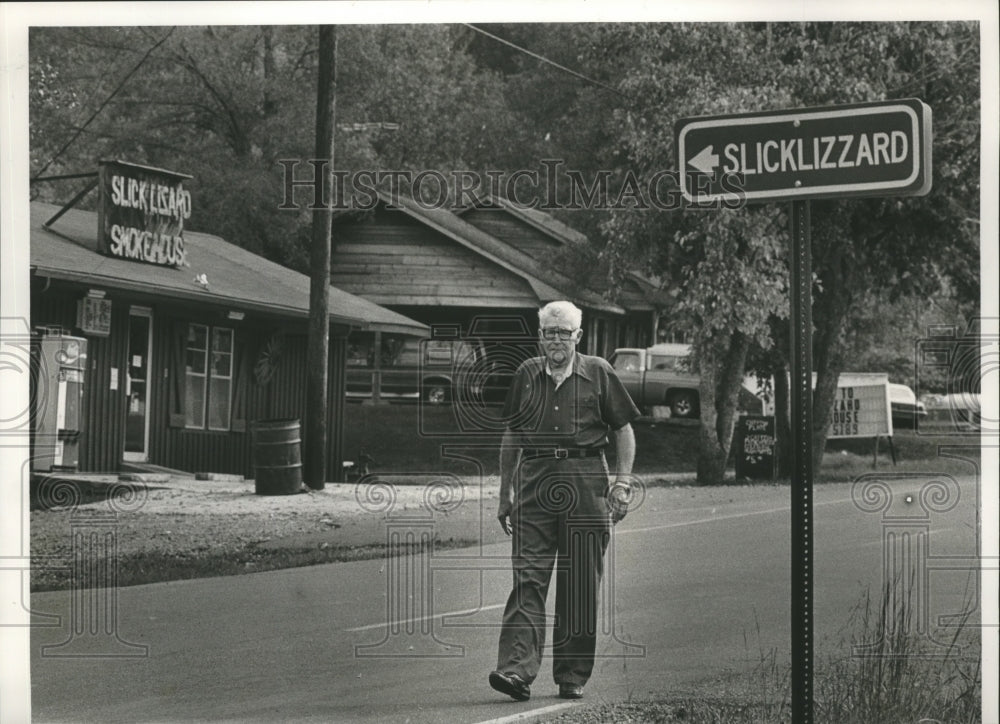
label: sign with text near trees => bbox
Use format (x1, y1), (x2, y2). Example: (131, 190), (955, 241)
(735, 415), (776, 480)
(675, 99), (932, 204)
(97, 160), (193, 267)
(825, 373), (893, 439)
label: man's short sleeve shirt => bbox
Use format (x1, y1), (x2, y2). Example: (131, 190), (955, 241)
(502, 353), (640, 448)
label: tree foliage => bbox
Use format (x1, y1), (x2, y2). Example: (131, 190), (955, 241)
(29, 25), (521, 270)
(773, 22), (980, 469)
(594, 21), (979, 479)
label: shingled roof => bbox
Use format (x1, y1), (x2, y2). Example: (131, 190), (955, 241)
(457, 195), (671, 312)
(376, 192), (625, 314)
(30, 201), (429, 336)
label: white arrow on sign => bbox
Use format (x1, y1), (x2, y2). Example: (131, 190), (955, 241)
(688, 145), (719, 175)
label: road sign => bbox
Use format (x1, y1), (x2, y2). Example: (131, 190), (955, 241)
(675, 99), (932, 204)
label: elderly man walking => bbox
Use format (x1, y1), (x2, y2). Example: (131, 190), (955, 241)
(489, 300), (639, 702)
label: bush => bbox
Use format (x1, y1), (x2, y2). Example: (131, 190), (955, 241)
(814, 573), (981, 723)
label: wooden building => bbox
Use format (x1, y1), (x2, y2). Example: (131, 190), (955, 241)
(29, 198), (426, 479)
(331, 193), (668, 362)
(455, 196), (669, 351)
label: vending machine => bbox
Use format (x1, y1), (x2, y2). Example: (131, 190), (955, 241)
(31, 330), (88, 471)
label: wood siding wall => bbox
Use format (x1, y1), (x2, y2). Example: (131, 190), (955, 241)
(584, 313), (619, 359)
(32, 283), (347, 480)
(327, 331), (347, 478)
(332, 208), (539, 308)
(31, 285), (128, 472)
(155, 311), (250, 477)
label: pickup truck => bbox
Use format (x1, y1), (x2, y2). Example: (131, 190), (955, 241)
(346, 336), (486, 404)
(608, 343), (701, 418)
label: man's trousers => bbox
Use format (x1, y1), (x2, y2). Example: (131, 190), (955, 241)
(495, 455), (611, 687)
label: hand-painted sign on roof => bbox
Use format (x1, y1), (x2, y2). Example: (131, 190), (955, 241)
(97, 160), (193, 267)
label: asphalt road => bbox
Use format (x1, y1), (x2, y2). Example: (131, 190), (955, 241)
(29, 471), (982, 723)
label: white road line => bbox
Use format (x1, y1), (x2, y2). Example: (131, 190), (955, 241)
(471, 701), (580, 724)
(344, 496), (859, 632)
(619, 495), (854, 536)
(344, 603), (505, 632)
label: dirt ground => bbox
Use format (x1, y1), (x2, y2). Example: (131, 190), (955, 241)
(28, 472), (507, 567)
(28, 469), (704, 569)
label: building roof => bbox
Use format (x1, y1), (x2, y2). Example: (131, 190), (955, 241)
(30, 201), (429, 337)
(458, 196), (589, 247)
(459, 195), (671, 312)
(375, 192), (625, 314)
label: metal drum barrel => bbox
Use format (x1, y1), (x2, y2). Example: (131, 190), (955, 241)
(252, 419), (302, 495)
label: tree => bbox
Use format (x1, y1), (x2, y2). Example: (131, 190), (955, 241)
(840, 285), (970, 391)
(28, 25), (522, 269)
(30, 26), (319, 268)
(597, 22), (980, 479)
(587, 23), (797, 481)
(765, 22), (980, 470)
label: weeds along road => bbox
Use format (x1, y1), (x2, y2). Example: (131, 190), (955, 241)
(30, 472), (982, 723)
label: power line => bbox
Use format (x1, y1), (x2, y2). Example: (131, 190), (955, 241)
(463, 24), (629, 101)
(31, 27), (177, 183)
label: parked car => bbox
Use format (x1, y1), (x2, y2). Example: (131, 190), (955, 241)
(921, 391), (980, 430)
(888, 382), (928, 430)
(608, 343), (701, 418)
(346, 337), (485, 404)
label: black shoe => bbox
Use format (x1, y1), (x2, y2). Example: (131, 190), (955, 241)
(558, 683), (584, 699)
(489, 670), (531, 701)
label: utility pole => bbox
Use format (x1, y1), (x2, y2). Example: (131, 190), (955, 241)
(304, 25), (336, 490)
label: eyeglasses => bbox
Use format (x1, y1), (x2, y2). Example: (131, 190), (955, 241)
(540, 327), (578, 341)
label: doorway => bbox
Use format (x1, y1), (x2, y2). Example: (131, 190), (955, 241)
(123, 306), (153, 462)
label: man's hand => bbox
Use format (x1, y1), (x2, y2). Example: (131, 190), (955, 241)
(607, 481), (631, 524)
(609, 425), (636, 524)
(497, 497), (513, 535)
(498, 430), (519, 536)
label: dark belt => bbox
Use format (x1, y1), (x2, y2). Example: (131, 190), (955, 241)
(521, 447), (605, 459)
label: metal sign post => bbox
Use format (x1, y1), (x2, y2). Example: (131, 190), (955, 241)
(674, 98), (932, 724)
(789, 199), (814, 721)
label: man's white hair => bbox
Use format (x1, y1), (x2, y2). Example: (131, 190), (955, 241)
(538, 300), (582, 329)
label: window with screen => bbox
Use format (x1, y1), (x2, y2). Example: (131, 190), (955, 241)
(185, 324), (234, 430)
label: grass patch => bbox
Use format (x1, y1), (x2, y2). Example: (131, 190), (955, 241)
(543, 698), (790, 723)
(30, 536), (478, 592)
(342, 403), (702, 475)
(343, 404), (980, 481)
(816, 449), (979, 482)
(814, 573), (981, 723)
(542, 573), (981, 724)
(825, 429), (982, 460)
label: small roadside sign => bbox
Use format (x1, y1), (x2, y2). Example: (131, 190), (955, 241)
(675, 99), (932, 204)
(735, 415), (776, 480)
